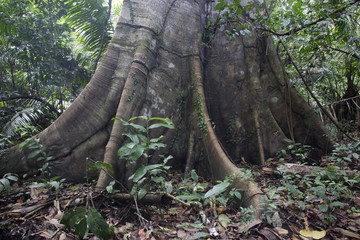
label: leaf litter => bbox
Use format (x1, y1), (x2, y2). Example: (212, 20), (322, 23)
(0, 156), (360, 240)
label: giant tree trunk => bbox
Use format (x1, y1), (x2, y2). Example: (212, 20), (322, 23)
(1, 0), (333, 213)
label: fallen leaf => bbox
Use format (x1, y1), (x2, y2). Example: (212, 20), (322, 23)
(59, 233), (67, 240)
(262, 167), (275, 174)
(271, 211), (282, 227)
(349, 212), (360, 219)
(338, 228), (360, 239)
(274, 227), (288, 236)
(238, 219), (262, 233)
(218, 214), (231, 228)
(259, 228), (279, 240)
(299, 229), (326, 239)
(177, 229), (187, 239)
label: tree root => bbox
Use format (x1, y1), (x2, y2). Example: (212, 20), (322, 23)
(190, 55), (266, 218)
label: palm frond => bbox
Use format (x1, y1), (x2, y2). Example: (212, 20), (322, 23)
(1, 98), (56, 139)
(2, 107), (44, 138)
(65, 0), (113, 54)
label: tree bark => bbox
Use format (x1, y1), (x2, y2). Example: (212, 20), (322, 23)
(1, 0), (333, 215)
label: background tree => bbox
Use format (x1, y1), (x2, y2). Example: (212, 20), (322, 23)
(261, 0), (360, 130)
(0, 0), (117, 141)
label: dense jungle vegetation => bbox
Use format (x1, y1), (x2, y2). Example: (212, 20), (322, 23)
(1, 0), (360, 239)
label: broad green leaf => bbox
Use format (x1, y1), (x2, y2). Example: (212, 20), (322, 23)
(204, 181), (230, 199)
(152, 176), (165, 183)
(191, 170), (199, 182)
(97, 162), (114, 174)
(149, 142), (166, 150)
(145, 164), (163, 171)
(148, 123), (175, 129)
(234, 191), (242, 199)
(149, 117), (173, 124)
(87, 207), (111, 240)
(330, 201), (344, 208)
(61, 207), (86, 229)
(49, 181), (60, 190)
(326, 165), (340, 171)
(150, 135), (164, 143)
(0, 178), (10, 194)
(138, 188), (147, 200)
(5, 175), (18, 182)
(132, 145), (146, 160)
(75, 218), (88, 239)
(129, 116), (148, 121)
(128, 122), (146, 132)
(29, 182), (47, 188)
(28, 149), (42, 159)
(138, 134), (149, 144)
(120, 119), (146, 132)
(283, 182), (299, 197)
(132, 166), (148, 183)
(318, 204), (328, 212)
(122, 132), (140, 144)
(176, 194), (203, 201)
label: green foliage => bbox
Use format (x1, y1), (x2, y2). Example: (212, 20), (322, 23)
(20, 137), (53, 177)
(194, 91), (209, 134)
(212, 0), (360, 125)
(0, 173), (18, 195)
(260, 187), (281, 224)
(276, 166), (358, 224)
(129, 156), (173, 200)
(61, 206), (112, 240)
(117, 116), (174, 166)
(29, 176), (66, 199)
(328, 141), (360, 168)
(277, 138), (313, 162)
(0, 0), (94, 140)
(116, 116), (174, 199)
(64, 0), (113, 56)
(176, 172), (243, 208)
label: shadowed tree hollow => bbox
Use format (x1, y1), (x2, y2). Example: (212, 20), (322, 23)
(1, 0), (333, 212)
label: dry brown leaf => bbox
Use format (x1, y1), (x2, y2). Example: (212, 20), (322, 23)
(339, 228), (360, 239)
(262, 167), (275, 174)
(59, 233), (67, 240)
(349, 212), (360, 219)
(177, 229), (187, 239)
(274, 227), (288, 236)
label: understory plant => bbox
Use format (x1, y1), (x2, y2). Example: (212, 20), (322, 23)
(116, 116), (175, 199)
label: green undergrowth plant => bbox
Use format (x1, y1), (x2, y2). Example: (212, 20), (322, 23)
(20, 137), (53, 178)
(276, 166), (359, 224)
(260, 187), (281, 224)
(0, 173), (18, 195)
(176, 170), (243, 208)
(20, 137), (66, 200)
(116, 116), (175, 199)
(61, 206), (113, 240)
(276, 138), (313, 163)
(328, 141), (360, 168)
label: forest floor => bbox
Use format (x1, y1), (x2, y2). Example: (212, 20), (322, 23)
(1, 139), (360, 239)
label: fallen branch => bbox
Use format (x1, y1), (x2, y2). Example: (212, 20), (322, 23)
(276, 163), (360, 179)
(112, 192), (191, 207)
